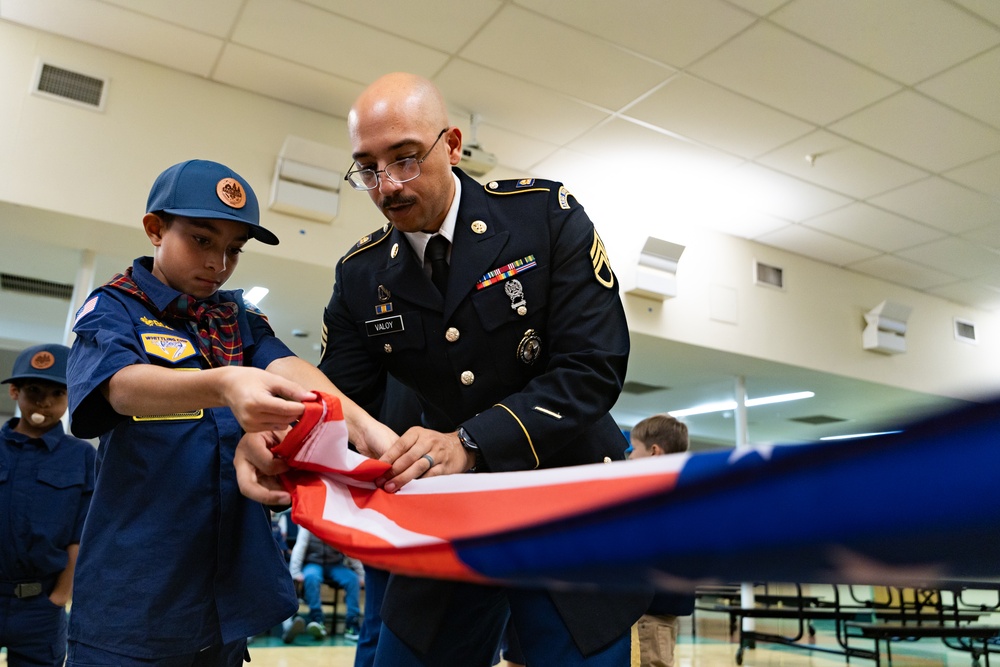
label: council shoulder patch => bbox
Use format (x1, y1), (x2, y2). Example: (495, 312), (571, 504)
(140, 333), (198, 363)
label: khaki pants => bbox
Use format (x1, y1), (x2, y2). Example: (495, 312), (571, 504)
(635, 613), (679, 667)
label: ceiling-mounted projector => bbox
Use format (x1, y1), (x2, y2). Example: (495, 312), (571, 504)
(460, 145), (498, 176)
(459, 112), (497, 176)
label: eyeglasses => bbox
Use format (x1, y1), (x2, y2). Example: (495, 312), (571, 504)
(344, 128), (448, 191)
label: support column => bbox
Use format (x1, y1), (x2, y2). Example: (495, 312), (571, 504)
(63, 249), (96, 346)
(734, 376), (756, 632)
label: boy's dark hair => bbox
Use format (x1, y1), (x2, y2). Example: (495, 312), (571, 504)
(631, 414), (689, 454)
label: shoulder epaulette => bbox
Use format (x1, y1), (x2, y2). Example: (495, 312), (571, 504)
(483, 178), (554, 196)
(484, 178), (577, 210)
(341, 223), (392, 263)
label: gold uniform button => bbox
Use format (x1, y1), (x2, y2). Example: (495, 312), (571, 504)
(445, 327), (460, 342)
(471, 220), (487, 234)
(603, 456), (612, 464)
(488, 181), (499, 190)
(384, 343), (393, 354)
(461, 371), (475, 386)
(391, 242), (399, 258)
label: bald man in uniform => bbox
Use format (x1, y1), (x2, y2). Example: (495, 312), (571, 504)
(308, 72), (651, 666)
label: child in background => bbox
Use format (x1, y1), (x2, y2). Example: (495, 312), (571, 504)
(65, 159), (395, 666)
(628, 414), (696, 667)
(1, 343), (96, 666)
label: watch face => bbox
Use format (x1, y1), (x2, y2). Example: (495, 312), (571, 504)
(459, 428), (478, 450)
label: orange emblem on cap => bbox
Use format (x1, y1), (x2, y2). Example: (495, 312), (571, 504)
(30, 351), (55, 370)
(216, 178), (247, 209)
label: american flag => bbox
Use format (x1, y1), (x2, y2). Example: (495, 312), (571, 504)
(73, 295), (100, 327)
(276, 393), (1000, 590)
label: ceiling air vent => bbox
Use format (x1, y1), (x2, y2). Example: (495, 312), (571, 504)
(954, 318), (977, 344)
(754, 260), (784, 289)
(789, 415), (846, 425)
(32, 61), (108, 111)
(1, 273), (74, 300)
(621, 381), (668, 395)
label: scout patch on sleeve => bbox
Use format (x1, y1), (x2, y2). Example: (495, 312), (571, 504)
(140, 332), (198, 363)
(590, 231), (615, 289)
(73, 295), (100, 327)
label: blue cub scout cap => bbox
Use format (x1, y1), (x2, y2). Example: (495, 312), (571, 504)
(146, 159), (279, 245)
(2, 343), (70, 385)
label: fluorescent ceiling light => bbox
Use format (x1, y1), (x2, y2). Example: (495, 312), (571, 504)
(244, 286), (269, 305)
(820, 430), (902, 441)
(668, 391), (814, 418)
(746, 391), (815, 407)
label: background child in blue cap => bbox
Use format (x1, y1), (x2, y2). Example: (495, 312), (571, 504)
(1, 343), (97, 667)
(65, 159), (396, 665)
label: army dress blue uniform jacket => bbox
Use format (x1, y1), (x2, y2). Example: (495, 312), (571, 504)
(321, 168), (651, 655)
(66, 257), (297, 658)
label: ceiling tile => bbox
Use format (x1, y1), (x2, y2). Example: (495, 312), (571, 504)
(624, 74), (815, 159)
(566, 117), (742, 172)
(952, 0), (1000, 28)
(459, 4), (673, 110)
(927, 280), (1000, 310)
(214, 44), (363, 118)
(462, 123), (560, 173)
(868, 177), (1000, 234)
(434, 59), (610, 146)
(771, 0), (1000, 85)
(516, 0), (756, 68)
(755, 224), (881, 266)
(896, 237), (1000, 279)
(724, 0), (789, 15)
(846, 254), (958, 290)
(918, 46), (1000, 129)
(0, 0), (223, 76)
(757, 130), (928, 199)
(689, 22), (899, 125)
(802, 203), (946, 252)
(101, 0), (245, 38)
(233, 0), (449, 85)
(711, 212), (793, 240)
(727, 163), (852, 222)
(961, 224), (1000, 252)
(829, 90), (1000, 172)
(301, 0), (502, 54)
(945, 152), (1000, 198)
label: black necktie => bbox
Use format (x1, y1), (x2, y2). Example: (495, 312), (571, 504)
(425, 235), (450, 295)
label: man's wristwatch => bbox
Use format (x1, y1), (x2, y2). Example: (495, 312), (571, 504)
(458, 426), (484, 473)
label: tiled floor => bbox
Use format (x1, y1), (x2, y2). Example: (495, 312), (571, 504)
(3, 607), (991, 666)
(240, 609), (992, 666)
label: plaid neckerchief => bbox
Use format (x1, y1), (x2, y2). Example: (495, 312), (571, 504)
(106, 267), (244, 367)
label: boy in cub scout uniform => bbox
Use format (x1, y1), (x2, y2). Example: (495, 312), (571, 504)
(65, 159), (396, 666)
(318, 73), (652, 666)
(1, 344), (96, 667)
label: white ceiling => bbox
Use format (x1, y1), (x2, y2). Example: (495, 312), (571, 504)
(1, 0), (997, 446)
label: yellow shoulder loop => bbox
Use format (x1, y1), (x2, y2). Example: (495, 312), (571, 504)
(341, 224), (392, 264)
(483, 178), (551, 197)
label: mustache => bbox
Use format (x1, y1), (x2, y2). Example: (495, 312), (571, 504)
(380, 195), (417, 210)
